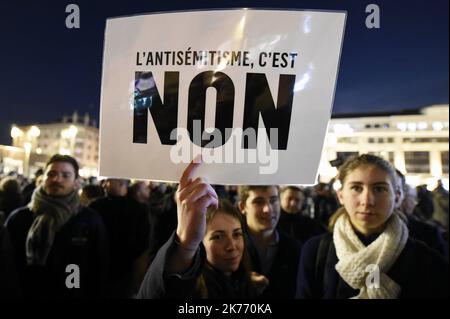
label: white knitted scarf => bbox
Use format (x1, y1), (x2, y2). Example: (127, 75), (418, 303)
(333, 210), (408, 299)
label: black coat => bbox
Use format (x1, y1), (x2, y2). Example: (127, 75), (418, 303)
(407, 215), (447, 259)
(246, 230), (302, 299)
(0, 224), (21, 298)
(297, 233), (449, 299)
(5, 206), (109, 298)
(90, 195), (150, 297)
(0, 189), (23, 221)
(148, 192), (178, 262)
(278, 209), (327, 244)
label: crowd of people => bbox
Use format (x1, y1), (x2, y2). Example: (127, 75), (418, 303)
(0, 153), (448, 299)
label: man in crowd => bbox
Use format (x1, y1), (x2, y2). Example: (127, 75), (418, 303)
(396, 170), (447, 259)
(238, 185), (301, 298)
(278, 186), (326, 244)
(6, 154), (109, 298)
(90, 178), (150, 298)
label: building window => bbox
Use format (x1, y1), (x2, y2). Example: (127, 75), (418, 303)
(405, 151), (430, 174)
(367, 137), (387, 143)
(337, 137), (358, 144)
(388, 152), (394, 164)
(442, 151), (449, 174)
(403, 137), (449, 143)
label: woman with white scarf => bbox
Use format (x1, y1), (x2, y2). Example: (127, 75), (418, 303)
(297, 154), (448, 299)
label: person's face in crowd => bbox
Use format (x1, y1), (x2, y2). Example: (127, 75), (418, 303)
(79, 189), (92, 206)
(281, 188), (305, 214)
(401, 184), (418, 216)
(43, 161), (77, 197)
(105, 179), (128, 197)
(203, 212), (244, 276)
(315, 185), (328, 196)
(239, 187), (280, 234)
(135, 182), (151, 203)
(148, 181), (159, 191)
(394, 176), (405, 210)
(35, 175), (44, 188)
(337, 165), (399, 236)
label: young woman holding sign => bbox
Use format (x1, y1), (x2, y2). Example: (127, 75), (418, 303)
(297, 154), (448, 299)
(137, 158), (266, 298)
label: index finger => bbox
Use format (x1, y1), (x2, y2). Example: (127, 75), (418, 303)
(179, 155), (202, 189)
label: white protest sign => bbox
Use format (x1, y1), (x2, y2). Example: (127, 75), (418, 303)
(99, 9), (346, 184)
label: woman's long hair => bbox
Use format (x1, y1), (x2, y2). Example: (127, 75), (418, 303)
(196, 199), (255, 298)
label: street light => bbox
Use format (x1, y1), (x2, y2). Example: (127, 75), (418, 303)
(68, 125), (78, 137)
(11, 126), (23, 145)
(28, 126), (40, 138)
(60, 125), (78, 156)
(27, 125), (41, 151)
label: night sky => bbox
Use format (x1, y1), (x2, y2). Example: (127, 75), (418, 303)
(0, 0), (448, 145)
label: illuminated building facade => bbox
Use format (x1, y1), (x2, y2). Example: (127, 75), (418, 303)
(9, 112), (99, 177)
(319, 104), (449, 189)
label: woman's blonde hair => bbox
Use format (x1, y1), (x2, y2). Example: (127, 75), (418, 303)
(337, 154), (398, 190)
